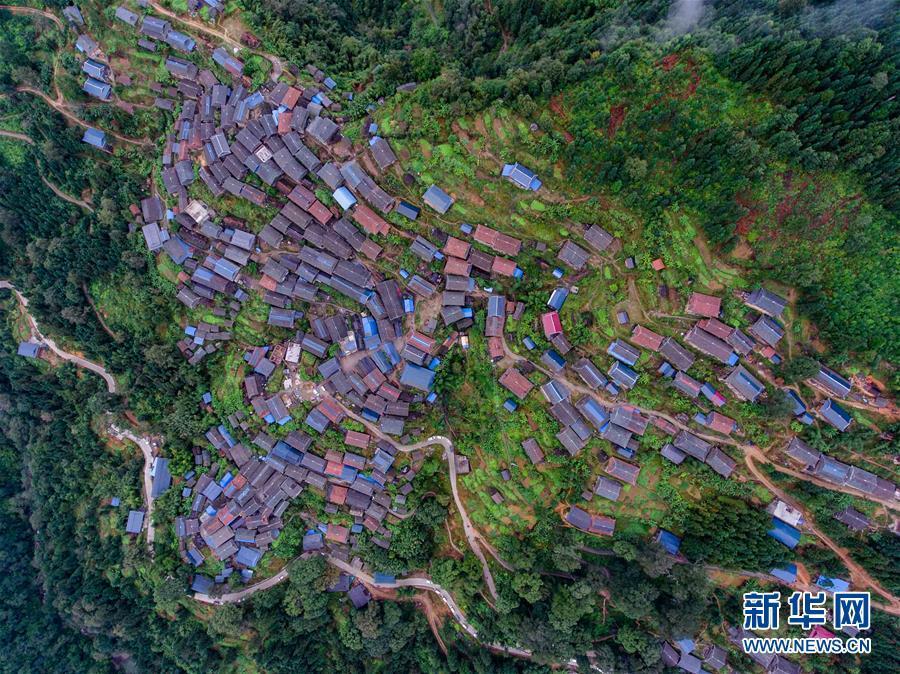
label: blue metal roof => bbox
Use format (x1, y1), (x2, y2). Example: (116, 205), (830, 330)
(608, 361), (638, 389)
(399, 363), (436, 392)
(396, 200), (419, 220)
(771, 564), (798, 583)
(578, 398), (608, 430)
(17, 342), (42, 358)
(502, 162), (541, 190)
(816, 575), (850, 593)
(784, 389), (806, 415)
(422, 185), (453, 213)
(768, 517), (801, 549)
(657, 530), (682, 555)
(333, 186), (357, 210)
(820, 399), (852, 431)
(82, 127), (107, 148)
(547, 287), (569, 311)
(544, 349), (565, 367)
(607, 339), (640, 366)
(82, 77), (111, 100)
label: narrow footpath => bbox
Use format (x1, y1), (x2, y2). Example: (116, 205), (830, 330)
(1, 280), (118, 393)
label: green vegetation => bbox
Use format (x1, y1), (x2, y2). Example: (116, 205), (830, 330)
(2, 1), (899, 671)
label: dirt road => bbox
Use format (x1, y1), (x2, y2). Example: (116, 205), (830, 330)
(335, 401), (501, 601)
(744, 448), (900, 613)
(0, 4), (63, 29)
(110, 425), (158, 546)
(0, 128), (34, 143)
(147, 1), (283, 80)
(40, 172), (94, 212)
(1, 280), (118, 393)
(0, 130), (96, 212)
(194, 566), (291, 605)
(16, 86), (151, 147)
(194, 553), (479, 638)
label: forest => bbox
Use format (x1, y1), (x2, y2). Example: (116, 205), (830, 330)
(1, 0), (898, 671)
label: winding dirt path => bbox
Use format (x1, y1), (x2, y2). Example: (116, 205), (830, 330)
(16, 86), (151, 147)
(40, 171), (94, 212)
(0, 129), (96, 212)
(109, 425), (157, 547)
(146, 1), (283, 80)
(744, 447), (899, 613)
(0, 128), (34, 144)
(0, 4), (63, 29)
(336, 401), (501, 601)
(1, 280), (118, 393)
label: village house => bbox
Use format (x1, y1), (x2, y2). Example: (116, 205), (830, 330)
(565, 507), (615, 536)
(501, 162), (541, 190)
(685, 292), (721, 318)
(745, 287), (787, 318)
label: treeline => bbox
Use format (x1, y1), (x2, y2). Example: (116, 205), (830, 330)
(0, 83), (210, 451)
(0, 326), (546, 672)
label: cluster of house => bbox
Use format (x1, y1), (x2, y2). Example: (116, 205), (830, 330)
(783, 437), (896, 502)
(759, 436), (895, 592)
(63, 4), (111, 101)
(120, 7), (197, 54)
(64, 2), (886, 614)
(123, 456), (171, 534)
(660, 638), (735, 674)
(804, 364), (856, 431)
(727, 620), (864, 673)
(662, 619), (862, 674)
(124, 40), (540, 585)
(181, 420), (421, 589)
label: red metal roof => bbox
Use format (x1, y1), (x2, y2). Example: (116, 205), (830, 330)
(407, 331), (436, 353)
(541, 311), (563, 338)
(307, 199), (333, 225)
(686, 292), (722, 318)
(499, 368), (533, 399)
(277, 111), (292, 134)
(344, 430), (370, 449)
(444, 256), (471, 276)
(281, 86), (301, 109)
(443, 236), (471, 259)
(327, 484), (348, 505)
(487, 336), (504, 360)
(630, 325), (663, 351)
(697, 317), (733, 340)
(352, 203), (389, 235)
(707, 411), (736, 434)
(491, 256), (518, 277)
(325, 524), (349, 543)
(473, 224), (521, 256)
